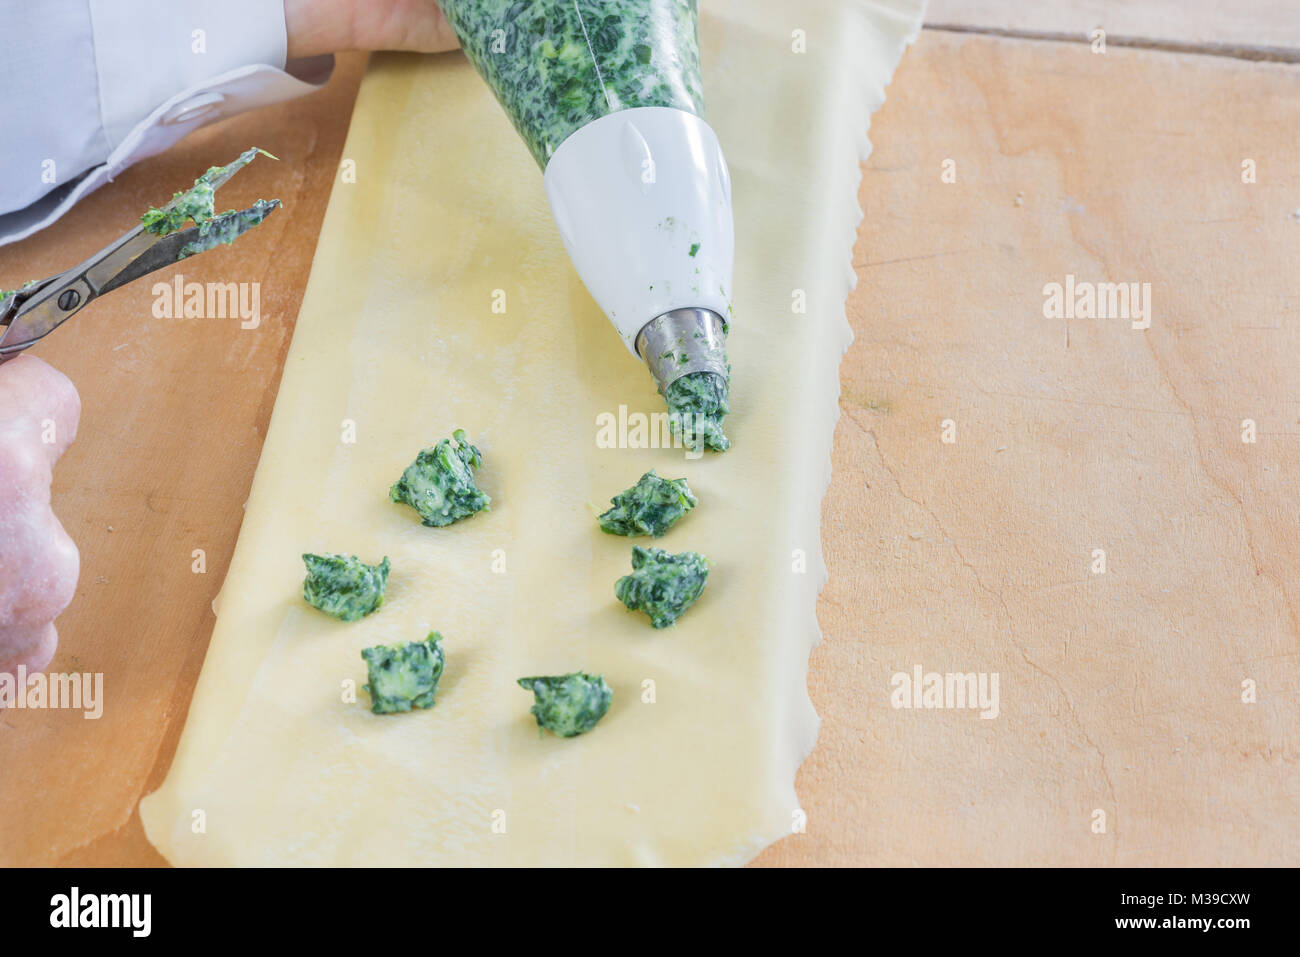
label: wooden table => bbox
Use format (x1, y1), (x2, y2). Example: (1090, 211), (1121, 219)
(3, 9), (1297, 866)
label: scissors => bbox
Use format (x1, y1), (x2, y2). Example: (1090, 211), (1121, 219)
(0, 149), (280, 363)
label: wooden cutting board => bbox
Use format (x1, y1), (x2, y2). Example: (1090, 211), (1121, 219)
(2, 29), (1297, 866)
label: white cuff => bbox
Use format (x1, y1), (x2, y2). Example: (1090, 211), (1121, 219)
(0, 59), (331, 248)
(89, 0), (289, 149)
(0, 0), (332, 248)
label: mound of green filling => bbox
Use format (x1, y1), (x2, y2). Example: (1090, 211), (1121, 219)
(598, 469), (697, 537)
(665, 371), (731, 452)
(301, 553), (390, 621)
(517, 672), (612, 737)
(615, 545), (710, 628)
(140, 147), (281, 258)
(362, 632), (446, 714)
(389, 429), (490, 527)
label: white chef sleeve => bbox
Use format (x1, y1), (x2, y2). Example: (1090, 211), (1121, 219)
(0, 0), (332, 248)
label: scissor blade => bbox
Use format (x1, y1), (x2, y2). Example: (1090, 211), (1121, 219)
(0, 199), (280, 355)
(99, 200), (281, 295)
(95, 231), (195, 295)
(198, 147), (266, 193)
(0, 148), (280, 358)
(163, 146), (273, 213)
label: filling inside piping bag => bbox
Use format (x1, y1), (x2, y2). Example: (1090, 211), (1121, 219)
(437, 0), (705, 169)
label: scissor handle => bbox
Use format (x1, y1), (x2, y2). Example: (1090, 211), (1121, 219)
(0, 276), (70, 361)
(0, 228), (167, 359)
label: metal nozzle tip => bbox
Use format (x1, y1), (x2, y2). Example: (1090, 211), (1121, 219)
(635, 307), (729, 394)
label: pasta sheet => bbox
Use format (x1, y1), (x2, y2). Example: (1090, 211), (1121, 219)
(140, 0), (925, 866)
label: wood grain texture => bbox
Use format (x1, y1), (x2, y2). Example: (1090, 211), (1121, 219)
(3, 29), (1299, 866)
(755, 30), (1300, 866)
(927, 0), (1300, 52)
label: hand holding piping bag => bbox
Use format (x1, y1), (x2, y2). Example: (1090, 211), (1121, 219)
(296, 0), (737, 450)
(435, 0), (736, 452)
(282, 0), (461, 58)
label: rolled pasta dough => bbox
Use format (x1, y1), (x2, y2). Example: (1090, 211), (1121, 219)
(139, 0), (924, 866)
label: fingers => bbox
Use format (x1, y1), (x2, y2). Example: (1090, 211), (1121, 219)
(0, 622), (58, 679)
(0, 487), (80, 627)
(285, 0), (461, 59)
(0, 354), (81, 462)
(0, 355), (81, 681)
(394, 0), (460, 53)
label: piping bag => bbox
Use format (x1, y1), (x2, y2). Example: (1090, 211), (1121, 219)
(437, 0), (733, 451)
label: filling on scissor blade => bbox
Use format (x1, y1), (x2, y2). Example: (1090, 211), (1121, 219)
(436, 0), (704, 169)
(140, 147), (281, 258)
(0, 280), (38, 305)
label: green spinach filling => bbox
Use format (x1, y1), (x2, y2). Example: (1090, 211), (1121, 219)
(140, 147), (280, 257)
(362, 632), (446, 714)
(665, 370), (731, 452)
(598, 469), (696, 537)
(518, 672), (612, 736)
(0, 280), (37, 306)
(615, 544), (709, 627)
(389, 429), (491, 527)
(437, 0), (705, 168)
(301, 553), (390, 621)
(175, 202), (280, 258)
